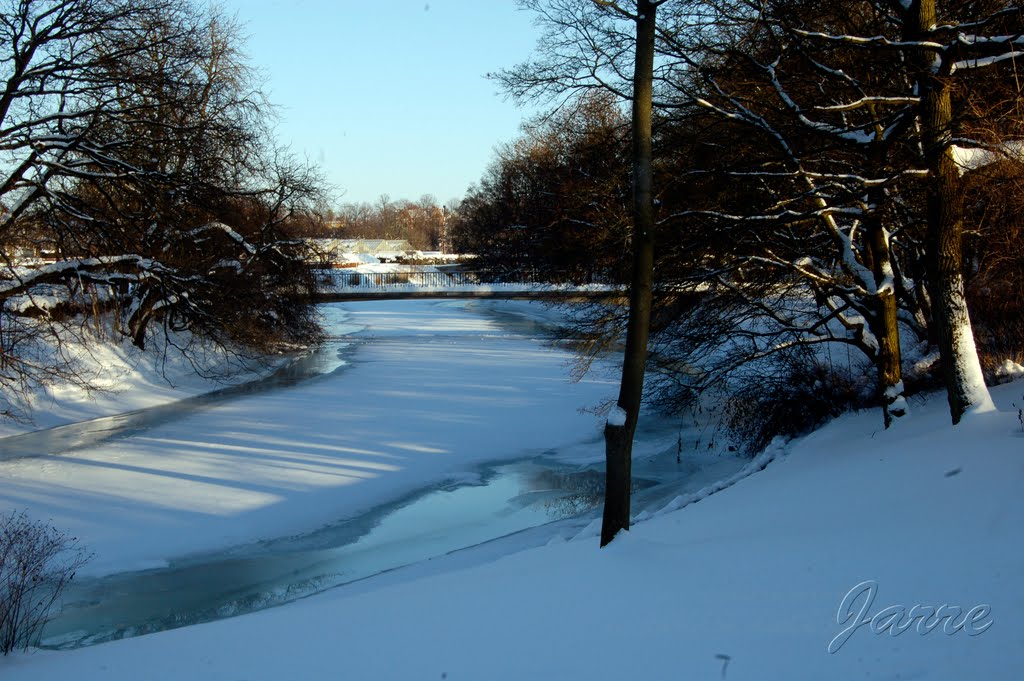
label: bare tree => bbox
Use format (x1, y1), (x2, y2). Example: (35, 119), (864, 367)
(591, 0), (659, 546)
(903, 0), (1015, 421)
(323, 195), (450, 250)
(0, 0), (324, 417)
(648, 0), (1021, 426)
(654, 0), (925, 428)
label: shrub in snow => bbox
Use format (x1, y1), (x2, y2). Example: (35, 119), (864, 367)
(723, 350), (872, 455)
(0, 511), (90, 654)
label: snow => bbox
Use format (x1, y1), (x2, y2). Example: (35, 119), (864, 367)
(343, 252), (380, 264)
(996, 359), (1024, 381)
(951, 313), (997, 416)
(951, 141), (1024, 174)
(1, 300), (1023, 680)
(951, 50), (1024, 73)
(606, 404), (627, 427)
(186, 222), (256, 254)
(7, 289), (63, 313)
(0, 327), (282, 439)
(0, 300), (619, 577)
(317, 263), (621, 296)
(651, 437), (785, 517)
(884, 380), (906, 399)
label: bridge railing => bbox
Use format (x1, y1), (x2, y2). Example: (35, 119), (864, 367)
(314, 267), (626, 299)
(318, 269), (494, 290)
(317, 267), (586, 290)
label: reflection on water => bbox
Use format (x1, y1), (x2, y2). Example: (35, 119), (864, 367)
(41, 459), (639, 650)
(529, 469), (655, 517)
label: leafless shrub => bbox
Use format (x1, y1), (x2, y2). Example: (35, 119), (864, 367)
(0, 511), (91, 654)
(721, 348), (874, 455)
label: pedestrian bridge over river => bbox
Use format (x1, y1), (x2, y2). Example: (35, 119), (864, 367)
(315, 268), (624, 302)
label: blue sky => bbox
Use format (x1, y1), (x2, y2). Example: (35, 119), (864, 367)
(220, 1), (543, 206)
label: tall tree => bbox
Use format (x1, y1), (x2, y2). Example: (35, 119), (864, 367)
(595, 0), (659, 546)
(450, 92), (631, 283)
(497, 0), (710, 544)
(906, 0), (1000, 422)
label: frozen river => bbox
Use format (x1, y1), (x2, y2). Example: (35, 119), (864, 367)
(0, 299), (682, 647)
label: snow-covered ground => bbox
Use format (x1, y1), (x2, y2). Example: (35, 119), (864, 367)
(1, 299), (1022, 680)
(0, 327), (288, 439)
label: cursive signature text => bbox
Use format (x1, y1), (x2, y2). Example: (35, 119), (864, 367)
(828, 580), (993, 653)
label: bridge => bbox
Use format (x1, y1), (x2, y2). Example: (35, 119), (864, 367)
(315, 268), (625, 302)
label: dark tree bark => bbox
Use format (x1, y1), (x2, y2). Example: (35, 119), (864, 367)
(601, 0), (657, 547)
(863, 152), (905, 428)
(910, 0), (995, 423)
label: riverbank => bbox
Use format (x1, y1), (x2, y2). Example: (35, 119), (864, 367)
(5, 380), (1021, 681)
(2, 299), (1021, 679)
(0, 323), (295, 440)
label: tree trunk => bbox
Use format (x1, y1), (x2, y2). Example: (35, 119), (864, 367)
(601, 0), (656, 548)
(863, 157), (905, 428)
(873, 287), (905, 427)
(910, 0), (995, 424)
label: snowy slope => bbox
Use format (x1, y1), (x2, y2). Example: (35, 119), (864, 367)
(4, 377), (1022, 679)
(0, 325), (288, 439)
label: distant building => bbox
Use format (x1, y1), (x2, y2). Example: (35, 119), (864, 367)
(309, 238), (415, 266)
